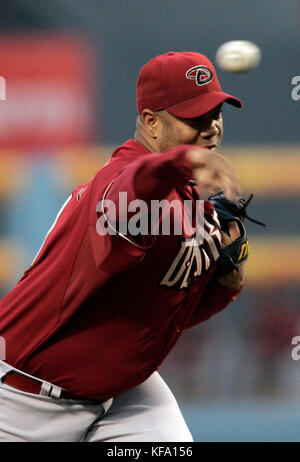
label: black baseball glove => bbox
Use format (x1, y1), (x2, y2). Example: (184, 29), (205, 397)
(208, 190), (265, 277)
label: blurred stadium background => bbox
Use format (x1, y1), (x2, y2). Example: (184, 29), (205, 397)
(0, 0), (300, 442)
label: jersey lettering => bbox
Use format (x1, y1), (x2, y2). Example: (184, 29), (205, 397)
(160, 210), (222, 289)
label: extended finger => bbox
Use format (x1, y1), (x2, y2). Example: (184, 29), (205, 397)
(227, 221), (241, 240)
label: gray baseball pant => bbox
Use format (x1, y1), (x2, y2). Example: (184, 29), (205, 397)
(0, 362), (193, 442)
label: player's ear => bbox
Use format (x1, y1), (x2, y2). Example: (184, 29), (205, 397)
(140, 109), (160, 138)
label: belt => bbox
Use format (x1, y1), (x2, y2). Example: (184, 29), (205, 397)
(3, 371), (86, 400)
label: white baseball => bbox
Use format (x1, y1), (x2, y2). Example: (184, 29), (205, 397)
(215, 40), (261, 73)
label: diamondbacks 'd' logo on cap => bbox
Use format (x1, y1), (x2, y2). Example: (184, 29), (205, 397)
(185, 65), (213, 86)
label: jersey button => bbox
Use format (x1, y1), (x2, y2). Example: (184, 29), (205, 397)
(175, 327), (181, 334)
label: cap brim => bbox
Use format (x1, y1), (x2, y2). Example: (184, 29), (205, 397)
(165, 91), (242, 118)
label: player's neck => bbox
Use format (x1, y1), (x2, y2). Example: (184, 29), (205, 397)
(134, 115), (159, 153)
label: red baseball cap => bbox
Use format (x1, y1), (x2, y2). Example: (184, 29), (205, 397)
(136, 51), (242, 118)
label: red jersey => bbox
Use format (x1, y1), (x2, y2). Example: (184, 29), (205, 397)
(0, 140), (240, 400)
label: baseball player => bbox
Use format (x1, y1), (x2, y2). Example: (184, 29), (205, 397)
(0, 51), (246, 442)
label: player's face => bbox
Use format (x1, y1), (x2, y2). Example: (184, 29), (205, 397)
(155, 104), (224, 152)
